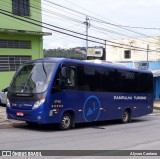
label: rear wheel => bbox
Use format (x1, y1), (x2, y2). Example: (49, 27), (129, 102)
(121, 109), (131, 124)
(58, 113), (72, 130)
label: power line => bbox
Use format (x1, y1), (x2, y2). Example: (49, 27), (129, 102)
(0, 9), (104, 45)
(0, 9), (157, 52)
(0, 2), (160, 52)
(90, 24), (160, 46)
(43, 0), (160, 41)
(61, 0), (160, 47)
(92, 19), (160, 30)
(1, 8), (158, 52)
(43, 0), (87, 17)
(1, 0), (84, 25)
(2, 0), (159, 47)
(62, 0), (160, 31)
(40, 0), (160, 45)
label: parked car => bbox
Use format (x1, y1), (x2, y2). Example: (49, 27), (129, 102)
(0, 87), (8, 106)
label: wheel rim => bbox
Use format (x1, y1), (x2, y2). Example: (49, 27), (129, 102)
(62, 115), (71, 129)
(123, 111), (129, 122)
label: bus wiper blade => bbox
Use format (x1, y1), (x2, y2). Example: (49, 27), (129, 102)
(42, 62), (47, 77)
(22, 72), (33, 93)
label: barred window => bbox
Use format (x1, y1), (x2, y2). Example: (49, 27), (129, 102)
(0, 56), (31, 72)
(124, 50), (131, 59)
(0, 40), (31, 49)
(12, 0), (30, 16)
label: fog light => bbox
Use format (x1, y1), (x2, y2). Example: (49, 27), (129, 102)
(6, 99), (11, 108)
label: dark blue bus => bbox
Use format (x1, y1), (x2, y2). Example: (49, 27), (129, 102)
(6, 58), (153, 130)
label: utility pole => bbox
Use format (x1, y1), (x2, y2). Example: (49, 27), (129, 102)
(105, 40), (106, 61)
(84, 16), (90, 55)
(147, 44), (149, 61)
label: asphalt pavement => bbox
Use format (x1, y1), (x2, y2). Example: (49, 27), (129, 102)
(1, 101), (160, 128)
(0, 106), (11, 128)
(0, 106), (25, 128)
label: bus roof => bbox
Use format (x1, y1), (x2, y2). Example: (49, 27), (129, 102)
(26, 58), (153, 74)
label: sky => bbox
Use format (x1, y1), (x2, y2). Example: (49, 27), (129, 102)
(42, 0), (160, 49)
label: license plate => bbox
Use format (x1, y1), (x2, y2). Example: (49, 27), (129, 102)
(16, 112), (24, 117)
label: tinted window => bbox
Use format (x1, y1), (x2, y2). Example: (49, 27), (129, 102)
(139, 73), (153, 93)
(53, 64), (76, 91)
(102, 69), (122, 92)
(121, 71), (139, 93)
(77, 65), (104, 92)
(53, 63), (153, 94)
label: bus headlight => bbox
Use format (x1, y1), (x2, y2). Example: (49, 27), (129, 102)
(32, 98), (45, 109)
(6, 99), (11, 108)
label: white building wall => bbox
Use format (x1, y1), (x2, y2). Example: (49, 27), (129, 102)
(106, 37), (160, 62)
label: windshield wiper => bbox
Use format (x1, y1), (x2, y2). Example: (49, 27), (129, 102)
(42, 62), (47, 77)
(22, 72), (33, 93)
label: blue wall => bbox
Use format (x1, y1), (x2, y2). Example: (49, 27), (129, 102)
(154, 77), (160, 100)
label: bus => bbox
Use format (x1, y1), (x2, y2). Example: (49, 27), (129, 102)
(6, 58), (153, 130)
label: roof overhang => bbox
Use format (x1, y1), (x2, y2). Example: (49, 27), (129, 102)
(0, 28), (52, 36)
(151, 70), (160, 77)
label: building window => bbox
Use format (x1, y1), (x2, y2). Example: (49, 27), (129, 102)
(157, 48), (160, 52)
(12, 0), (30, 16)
(0, 40), (31, 49)
(124, 50), (131, 59)
(0, 56), (31, 72)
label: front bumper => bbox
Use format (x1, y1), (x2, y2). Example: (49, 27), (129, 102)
(6, 107), (46, 124)
(6, 106), (61, 124)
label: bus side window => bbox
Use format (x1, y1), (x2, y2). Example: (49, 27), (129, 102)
(67, 66), (76, 87)
(60, 66), (68, 87)
(51, 68), (62, 93)
(52, 65), (76, 93)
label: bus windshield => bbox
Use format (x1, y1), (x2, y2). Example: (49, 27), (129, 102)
(9, 62), (57, 94)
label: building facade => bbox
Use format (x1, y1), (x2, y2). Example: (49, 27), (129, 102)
(106, 37), (160, 62)
(0, 0), (50, 90)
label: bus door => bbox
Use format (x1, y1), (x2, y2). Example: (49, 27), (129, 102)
(49, 64), (77, 121)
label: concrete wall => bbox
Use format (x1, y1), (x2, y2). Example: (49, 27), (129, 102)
(0, 0), (42, 32)
(106, 37), (160, 62)
(0, 0), (43, 90)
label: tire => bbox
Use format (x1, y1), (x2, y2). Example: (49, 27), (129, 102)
(121, 109), (131, 124)
(58, 113), (72, 130)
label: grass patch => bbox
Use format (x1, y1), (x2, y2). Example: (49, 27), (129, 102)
(154, 106), (160, 110)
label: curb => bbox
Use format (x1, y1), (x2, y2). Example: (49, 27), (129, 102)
(0, 121), (13, 129)
(0, 120), (25, 129)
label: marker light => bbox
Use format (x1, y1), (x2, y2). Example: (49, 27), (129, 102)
(32, 98), (45, 109)
(53, 109), (60, 114)
(6, 99), (11, 108)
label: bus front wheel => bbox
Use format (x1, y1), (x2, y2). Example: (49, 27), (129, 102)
(121, 109), (131, 124)
(59, 112), (72, 130)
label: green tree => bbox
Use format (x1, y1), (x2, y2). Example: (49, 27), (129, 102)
(43, 48), (86, 60)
